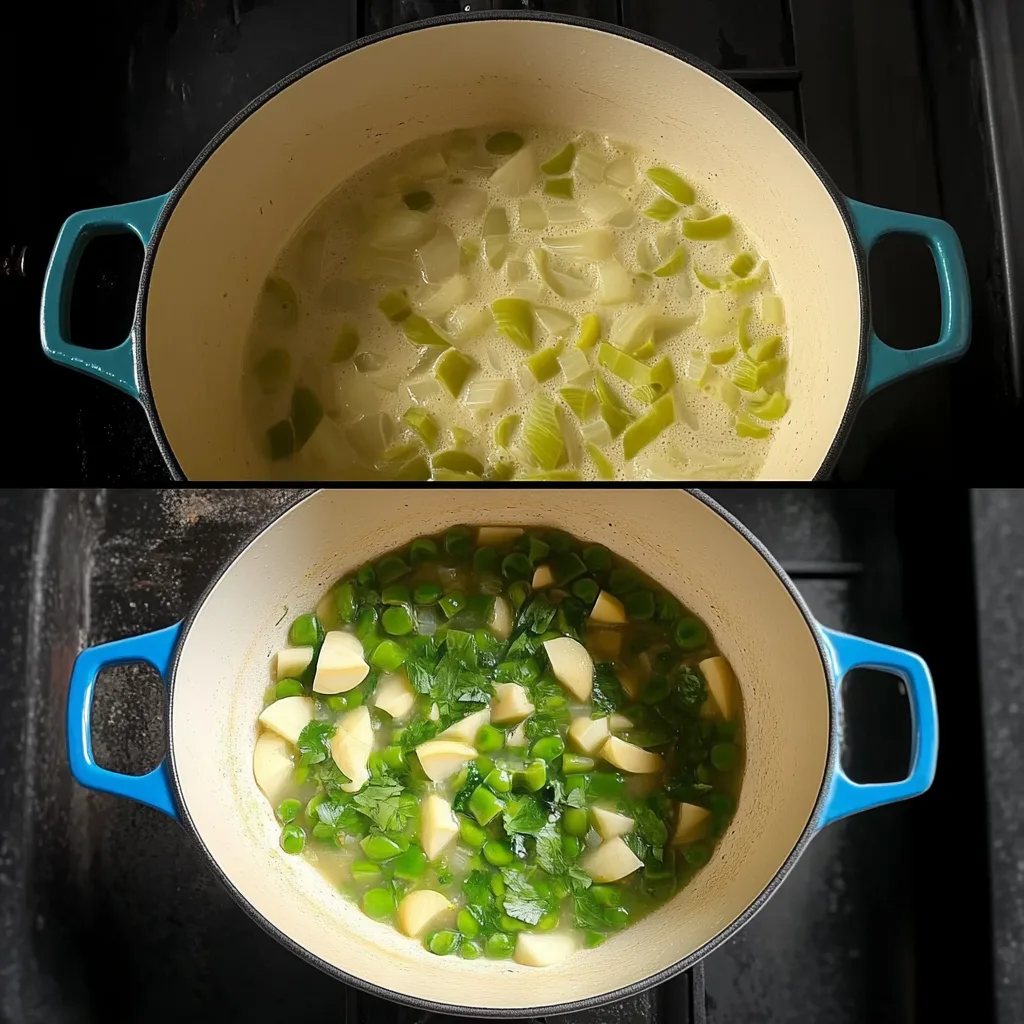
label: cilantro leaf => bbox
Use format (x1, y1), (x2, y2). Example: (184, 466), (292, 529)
(352, 776), (407, 832)
(462, 869), (501, 933)
(566, 787), (587, 808)
(624, 799), (670, 848)
(516, 594), (557, 636)
(310, 759), (351, 797)
(572, 887), (612, 930)
(398, 718), (440, 751)
(591, 662), (625, 715)
(296, 720), (334, 764)
(535, 823), (567, 876)
(500, 867), (549, 925)
(452, 761), (484, 813)
(501, 795), (551, 836)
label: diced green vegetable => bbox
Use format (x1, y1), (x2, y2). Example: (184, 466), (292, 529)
(682, 214), (733, 240)
(597, 342), (653, 387)
(646, 167), (696, 205)
(730, 252), (757, 277)
(522, 392), (566, 471)
(486, 131), (525, 155)
(559, 387), (598, 421)
(403, 409), (439, 451)
(622, 393), (675, 460)
(709, 344), (736, 365)
(491, 298), (535, 351)
(735, 412), (771, 439)
(494, 414), (521, 449)
(750, 391), (789, 421)
(577, 313), (601, 350)
(544, 177), (575, 199)
(527, 344), (564, 383)
(432, 450), (485, 476)
(731, 356), (760, 392)
(403, 314), (451, 348)
(653, 246), (689, 277)
(433, 348), (475, 398)
(541, 142), (577, 175)
(643, 197), (680, 222)
(749, 336), (782, 363)
(587, 444), (615, 479)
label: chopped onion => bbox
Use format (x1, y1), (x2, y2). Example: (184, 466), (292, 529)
(542, 229), (617, 262)
(505, 257), (529, 283)
(353, 352), (386, 373)
(581, 416), (614, 447)
(349, 249), (419, 285)
(519, 199), (548, 230)
(366, 369), (404, 391)
(531, 249), (593, 300)
(596, 260), (634, 305)
(405, 152), (448, 181)
(762, 293), (786, 326)
(483, 207), (510, 236)
(417, 225), (460, 283)
(441, 184), (488, 219)
(535, 306), (577, 337)
(512, 280), (547, 303)
(483, 235), (511, 271)
(558, 347), (591, 382)
(546, 204), (585, 225)
(574, 149), (606, 182)
(366, 208), (436, 251)
(655, 227), (679, 259)
(685, 354), (711, 386)
(699, 294), (732, 336)
(418, 274), (473, 319)
(463, 378), (511, 415)
(605, 155), (637, 188)
(636, 241), (658, 273)
(490, 144), (539, 197)
(582, 185), (635, 226)
(407, 376), (441, 403)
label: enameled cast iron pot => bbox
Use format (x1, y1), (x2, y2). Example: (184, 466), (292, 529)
(40, 12), (971, 481)
(66, 489), (938, 1015)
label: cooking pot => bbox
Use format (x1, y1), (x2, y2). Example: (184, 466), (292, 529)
(39, 12), (970, 481)
(66, 488), (938, 1014)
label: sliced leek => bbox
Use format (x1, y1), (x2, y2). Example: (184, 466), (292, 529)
(541, 142), (577, 175)
(597, 342), (653, 387)
(463, 379), (511, 415)
(623, 393), (675, 460)
(646, 167), (696, 205)
(557, 348), (591, 383)
(596, 260), (634, 305)
(402, 314), (452, 348)
(526, 344), (564, 383)
(644, 197), (680, 222)
(750, 391), (790, 421)
(560, 387), (598, 421)
(587, 444), (615, 479)
(531, 249), (593, 300)
(542, 229), (616, 262)
(544, 177), (575, 200)
(519, 199), (548, 230)
(737, 306), (755, 351)
(731, 357), (760, 392)
(491, 298), (535, 351)
(749, 336), (782, 362)
(433, 348), (475, 398)
(490, 144), (539, 196)
(483, 207), (510, 237)
(735, 412), (770, 439)
(683, 214), (733, 241)
(576, 313), (601, 350)
(494, 414), (520, 448)
(653, 246), (689, 277)
(708, 343), (736, 365)
(604, 155), (637, 188)
(522, 392), (566, 471)
(762, 293), (786, 326)
(432, 449), (485, 475)
(379, 290), (412, 323)
(650, 356), (676, 392)
(403, 409), (439, 451)
(535, 306), (576, 338)
(730, 252), (757, 277)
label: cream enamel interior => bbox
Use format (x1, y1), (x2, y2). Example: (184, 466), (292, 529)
(170, 489), (832, 1011)
(145, 18), (862, 481)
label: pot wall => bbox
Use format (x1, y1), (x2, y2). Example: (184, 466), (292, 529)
(169, 489), (831, 1010)
(145, 18), (863, 480)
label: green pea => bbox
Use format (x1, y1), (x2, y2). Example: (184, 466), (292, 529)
(413, 582), (442, 604)
(381, 584), (412, 606)
(485, 768), (513, 794)
(674, 616), (708, 651)
(591, 885), (623, 907)
(460, 941), (482, 960)
(289, 613), (321, 647)
(393, 844), (428, 880)
(356, 565), (377, 588)
(469, 786), (503, 825)
(710, 741), (739, 772)
(306, 793), (326, 821)
(459, 816), (487, 849)
(530, 735), (565, 762)
(684, 842), (711, 867)
(473, 546), (502, 575)
(571, 578), (600, 604)
(603, 905), (630, 929)
(439, 592), (467, 619)
(500, 914), (528, 932)
(362, 887), (396, 919)
(562, 807), (589, 837)
(483, 840), (515, 866)
(382, 605), (415, 635)
(350, 860), (382, 884)
(502, 553), (533, 582)
(585, 930), (606, 948)
(445, 526), (474, 561)
(361, 834), (402, 862)
(475, 724), (504, 753)
(485, 932), (515, 959)
(518, 760), (547, 792)
(537, 912), (559, 931)
(280, 823), (305, 855)
(276, 798), (301, 824)
(562, 835), (583, 859)
(562, 753), (595, 774)
(334, 581), (358, 623)
(457, 908), (480, 937)
(624, 590), (655, 620)
(275, 678), (304, 699)
(409, 538), (438, 565)
(370, 639), (407, 671)
(489, 874), (506, 898)
(565, 775), (587, 797)
(311, 822), (337, 843)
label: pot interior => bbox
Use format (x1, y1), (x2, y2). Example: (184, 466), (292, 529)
(145, 17), (862, 480)
(170, 489), (831, 1011)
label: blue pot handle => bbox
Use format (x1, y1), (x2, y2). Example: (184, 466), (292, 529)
(845, 198), (971, 395)
(40, 194), (168, 399)
(816, 625), (938, 827)
(66, 622), (182, 818)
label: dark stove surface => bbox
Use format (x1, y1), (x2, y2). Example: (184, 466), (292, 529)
(0, 488), (997, 1023)
(0, 0), (1017, 481)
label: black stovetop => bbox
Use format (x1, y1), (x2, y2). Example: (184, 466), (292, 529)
(0, 0), (1020, 482)
(0, 487), (999, 1023)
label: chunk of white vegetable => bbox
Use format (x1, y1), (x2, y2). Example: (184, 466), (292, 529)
(532, 564), (555, 589)
(397, 889), (452, 938)
(418, 274), (473, 320)
(514, 932), (578, 967)
(477, 526), (524, 545)
(596, 260), (634, 305)
(415, 739), (477, 782)
(590, 805), (635, 841)
(582, 836), (644, 883)
(543, 636), (594, 702)
(373, 670), (416, 721)
(253, 731), (295, 805)
(275, 647), (313, 681)
(699, 294), (732, 337)
(488, 595), (513, 641)
(567, 715), (610, 756)
(609, 713), (634, 731)
(699, 656), (737, 719)
(589, 590), (627, 624)
(506, 719), (529, 747)
(313, 631), (369, 694)
(490, 144), (539, 197)
(257, 695), (315, 746)
(421, 793), (459, 861)
(490, 683), (535, 725)
(599, 735), (664, 774)
(330, 705), (373, 793)
(438, 707), (491, 744)
(672, 802), (711, 845)
(429, 702), (440, 722)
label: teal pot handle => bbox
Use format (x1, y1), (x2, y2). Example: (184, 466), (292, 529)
(40, 194), (168, 399)
(816, 626), (939, 828)
(846, 197), (971, 395)
(66, 622), (182, 818)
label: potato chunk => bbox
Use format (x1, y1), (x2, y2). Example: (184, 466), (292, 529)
(589, 590), (626, 624)
(397, 890), (452, 938)
(415, 740), (477, 782)
(258, 695), (314, 746)
(582, 837), (644, 882)
(543, 636), (594, 702)
(599, 735), (664, 774)
(491, 683), (535, 725)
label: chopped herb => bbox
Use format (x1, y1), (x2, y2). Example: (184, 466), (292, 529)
(591, 662), (625, 715)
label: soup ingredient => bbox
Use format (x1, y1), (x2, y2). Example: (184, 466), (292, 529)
(251, 525), (743, 966)
(276, 647), (313, 679)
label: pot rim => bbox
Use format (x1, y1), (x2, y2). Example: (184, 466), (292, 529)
(163, 486), (840, 1016)
(132, 9), (868, 482)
